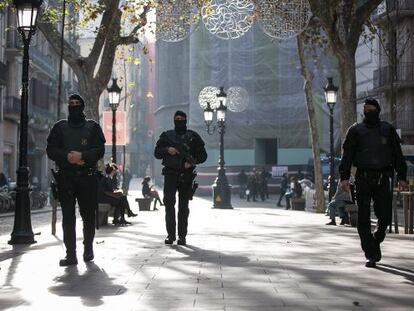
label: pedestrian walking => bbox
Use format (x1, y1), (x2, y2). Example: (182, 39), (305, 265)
(46, 94), (105, 266)
(260, 167), (271, 200)
(237, 169), (248, 199)
(277, 173), (288, 207)
(339, 98), (407, 268)
(154, 110), (207, 246)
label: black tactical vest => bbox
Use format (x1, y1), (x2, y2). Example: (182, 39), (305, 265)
(353, 121), (394, 170)
(161, 130), (196, 171)
(58, 120), (97, 153)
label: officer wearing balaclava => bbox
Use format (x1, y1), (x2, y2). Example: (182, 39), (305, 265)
(47, 94), (105, 266)
(154, 110), (207, 245)
(339, 98), (407, 268)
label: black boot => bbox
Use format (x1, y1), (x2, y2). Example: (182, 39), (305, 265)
(59, 253), (78, 266)
(326, 220), (336, 226)
(83, 246), (94, 262)
(177, 237), (186, 246)
(127, 207), (137, 217)
(164, 236), (175, 244)
(365, 259), (376, 268)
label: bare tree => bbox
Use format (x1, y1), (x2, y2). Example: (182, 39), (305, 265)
(309, 0), (383, 137)
(37, 0), (152, 120)
(296, 20), (326, 213)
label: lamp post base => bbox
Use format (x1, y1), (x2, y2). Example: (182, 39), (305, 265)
(8, 234), (36, 245)
(212, 183), (233, 209)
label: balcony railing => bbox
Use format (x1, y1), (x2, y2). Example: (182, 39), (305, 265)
(5, 30), (20, 50)
(0, 61), (7, 84)
(30, 105), (56, 121)
(386, 0), (414, 12)
(3, 96), (21, 117)
(30, 48), (57, 78)
(373, 62), (414, 88)
(382, 110), (414, 132)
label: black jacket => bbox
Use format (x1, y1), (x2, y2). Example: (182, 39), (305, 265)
(47, 119), (105, 170)
(154, 129), (207, 174)
(339, 120), (406, 181)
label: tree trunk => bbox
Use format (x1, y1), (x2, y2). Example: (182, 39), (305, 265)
(297, 35), (326, 213)
(78, 78), (101, 121)
(337, 55), (357, 139)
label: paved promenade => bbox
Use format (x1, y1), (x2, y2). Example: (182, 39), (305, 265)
(0, 183), (413, 310)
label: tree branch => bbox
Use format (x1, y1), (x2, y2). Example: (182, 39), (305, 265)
(87, 1), (114, 67)
(37, 21), (85, 77)
(350, 0), (383, 48)
(94, 9), (122, 90)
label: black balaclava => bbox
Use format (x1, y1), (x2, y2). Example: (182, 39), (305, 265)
(174, 110), (187, 134)
(363, 98), (380, 126)
(68, 93), (86, 125)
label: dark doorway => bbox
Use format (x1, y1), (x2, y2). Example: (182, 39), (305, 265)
(255, 138), (278, 165)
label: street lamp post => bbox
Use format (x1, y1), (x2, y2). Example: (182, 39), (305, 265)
(203, 87), (233, 209)
(107, 78), (122, 163)
(324, 77), (338, 202)
(9, 0), (43, 245)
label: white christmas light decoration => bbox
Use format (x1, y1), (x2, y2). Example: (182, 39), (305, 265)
(258, 0), (311, 40)
(198, 86), (220, 109)
(227, 87), (249, 112)
(156, 0), (199, 42)
(202, 0), (255, 40)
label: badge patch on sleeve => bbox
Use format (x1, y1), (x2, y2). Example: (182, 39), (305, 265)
(381, 137), (387, 144)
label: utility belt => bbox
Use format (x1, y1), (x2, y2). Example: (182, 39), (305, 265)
(58, 167), (97, 177)
(356, 167), (392, 180)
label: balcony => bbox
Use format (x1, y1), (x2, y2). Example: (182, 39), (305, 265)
(382, 110), (414, 132)
(386, 0), (414, 11)
(30, 105), (56, 121)
(5, 30), (20, 54)
(3, 96), (21, 120)
(30, 48), (57, 79)
(373, 62), (414, 89)
(377, 0), (414, 18)
(0, 61), (7, 85)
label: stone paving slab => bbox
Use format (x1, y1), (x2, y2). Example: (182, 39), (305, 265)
(0, 194), (413, 310)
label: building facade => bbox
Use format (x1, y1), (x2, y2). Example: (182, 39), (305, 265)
(0, 8), (78, 190)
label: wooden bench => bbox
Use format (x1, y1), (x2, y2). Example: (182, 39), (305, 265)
(345, 204), (358, 227)
(98, 203), (115, 226)
(135, 198), (153, 211)
(291, 198), (306, 211)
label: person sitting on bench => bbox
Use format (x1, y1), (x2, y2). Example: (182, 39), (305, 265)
(326, 175), (355, 226)
(142, 176), (163, 211)
(99, 164), (134, 225)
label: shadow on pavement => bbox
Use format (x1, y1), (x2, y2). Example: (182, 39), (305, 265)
(48, 262), (127, 307)
(376, 264), (414, 285)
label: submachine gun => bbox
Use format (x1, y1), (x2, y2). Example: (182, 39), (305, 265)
(166, 133), (199, 200)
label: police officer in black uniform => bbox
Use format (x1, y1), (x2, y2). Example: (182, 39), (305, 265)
(154, 111), (207, 245)
(47, 94), (105, 266)
(339, 98), (407, 268)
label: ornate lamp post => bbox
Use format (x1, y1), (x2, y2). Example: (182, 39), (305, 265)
(324, 77), (338, 201)
(203, 87), (233, 209)
(107, 78), (122, 163)
(9, 0), (43, 245)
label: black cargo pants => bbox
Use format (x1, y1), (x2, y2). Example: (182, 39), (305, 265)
(163, 173), (192, 240)
(58, 172), (97, 258)
(355, 170), (393, 259)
